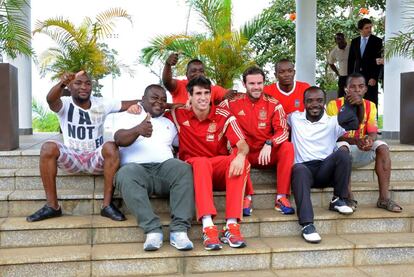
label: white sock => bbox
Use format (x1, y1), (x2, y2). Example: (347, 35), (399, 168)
(226, 218), (237, 228)
(202, 215), (214, 229)
(245, 195), (252, 200)
(276, 194), (286, 200)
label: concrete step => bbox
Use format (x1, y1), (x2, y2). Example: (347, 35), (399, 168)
(1, 140), (413, 170)
(2, 161), (414, 194)
(1, 180), (413, 218)
(1, 233), (414, 275)
(1, 206), (413, 248)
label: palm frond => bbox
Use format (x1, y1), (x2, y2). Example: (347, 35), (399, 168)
(385, 31), (414, 60)
(189, 0), (231, 36)
(94, 7), (132, 39)
(239, 9), (272, 41)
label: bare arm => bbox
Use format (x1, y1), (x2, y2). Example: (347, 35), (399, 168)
(114, 113), (152, 147)
(229, 139), (249, 177)
(329, 64), (340, 76)
(162, 53), (179, 92)
(47, 72), (78, 112)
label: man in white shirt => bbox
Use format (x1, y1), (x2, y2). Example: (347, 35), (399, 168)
(114, 84), (194, 251)
(328, 33), (350, 98)
(289, 86), (353, 244)
(27, 71), (137, 222)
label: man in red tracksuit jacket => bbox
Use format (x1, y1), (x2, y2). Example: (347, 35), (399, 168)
(168, 76), (250, 251)
(220, 66), (295, 215)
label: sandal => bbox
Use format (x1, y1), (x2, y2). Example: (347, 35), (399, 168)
(377, 198), (403, 213)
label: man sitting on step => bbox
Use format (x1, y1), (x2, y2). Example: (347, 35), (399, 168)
(114, 85), (195, 251)
(27, 71), (137, 222)
(169, 76), (250, 251)
(327, 73), (403, 212)
(289, 86), (354, 243)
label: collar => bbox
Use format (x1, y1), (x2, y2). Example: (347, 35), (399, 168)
(298, 111), (329, 124)
(188, 105), (216, 121)
(276, 81), (297, 96)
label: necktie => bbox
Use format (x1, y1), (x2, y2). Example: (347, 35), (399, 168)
(360, 37), (367, 56)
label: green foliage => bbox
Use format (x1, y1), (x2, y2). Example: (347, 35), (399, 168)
(33, 8), (132, 95)
(0, 0), (33, 59)
(32, 99), (60, 132)
(250, 0), (385, 90)
(385, 0), (414, 60)
(140, 0), (271, 88)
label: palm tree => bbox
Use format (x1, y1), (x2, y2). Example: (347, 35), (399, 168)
(33, 8), (132, 95)
(140, 0), (272, 88)
(0, 0), (33, 61)
(385, 0), (414, 60)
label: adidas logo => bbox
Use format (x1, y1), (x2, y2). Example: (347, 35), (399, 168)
(183, 120), (190, 126)
(238, 110), (246, 116)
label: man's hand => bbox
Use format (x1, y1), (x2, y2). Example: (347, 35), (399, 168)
(356, 136), (373, 151)
(345, 91), (363, 105)
(258, 144), (272, 166)
(60, 70), (84, 87)
(223, 90), (238, 101)
(368, 78), (377, 86)
(136, 113), (153, 137)
(166, 53), (179, 67)
(229, 154), (245, 177)
(127, 104), (142, 114)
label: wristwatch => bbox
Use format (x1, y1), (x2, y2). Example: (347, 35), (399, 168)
(265, 139), (273, 146)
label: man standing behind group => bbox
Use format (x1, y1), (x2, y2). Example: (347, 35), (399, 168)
(220, 66), (295, 215)
(114, 85), (195, 251)
(264, 59), (310, 114)
(169, 76), (250, 251)
(27, 71), (137, 222)
(163, 53), (228, 105)
(348, 18), (382, 108)
(328, 33), (350, 98)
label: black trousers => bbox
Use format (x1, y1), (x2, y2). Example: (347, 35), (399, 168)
(291, 150), (351, 225)
(337, 75), (347, 98)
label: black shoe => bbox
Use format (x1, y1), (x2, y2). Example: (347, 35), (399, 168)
(100, 203), (126, 221)
(26, 204), (62, 222)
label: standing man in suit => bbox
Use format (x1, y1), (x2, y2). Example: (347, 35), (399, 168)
(347, 18), (382, 108)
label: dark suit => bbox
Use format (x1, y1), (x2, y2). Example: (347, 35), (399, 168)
(347, 35), (382, 107)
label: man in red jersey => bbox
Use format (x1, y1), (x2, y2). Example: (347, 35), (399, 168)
(221, 66), (295, 215)
(163, 53), (228, 105)
(264, 59), (310, 114)
(169, 76), (250, 251)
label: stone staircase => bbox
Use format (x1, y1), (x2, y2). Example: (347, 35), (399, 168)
(1, 134), (414, 276)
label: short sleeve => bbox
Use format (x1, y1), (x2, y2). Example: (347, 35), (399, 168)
(56, 96), (71, 116)
(103, 98), (122, 115)
(328, 49), (336, 64)
(366, 102), (378, 134)
(326, 100), (338, 116)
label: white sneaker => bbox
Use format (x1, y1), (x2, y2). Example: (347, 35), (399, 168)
(170, 231), (193, 251)
(301, 223), (322, 243)
(143, 232), (163, 251)
(329, 197), (354, 215)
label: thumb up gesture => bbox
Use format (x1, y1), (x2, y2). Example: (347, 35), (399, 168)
(137, 112), (153, 137)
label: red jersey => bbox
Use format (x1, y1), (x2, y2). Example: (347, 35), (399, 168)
(170, 79), (228, 104)
(167, 106), (245, 161)
(220, 94), (289, 152)
(263, 81), (310, 114)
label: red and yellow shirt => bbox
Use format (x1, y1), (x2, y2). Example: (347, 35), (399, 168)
(170, 79), (227, 104)
(326, 97), (378, 138)
(263, 81), (310, 114)
(167, 106), (245, 161)
(220, 94), (289, 152)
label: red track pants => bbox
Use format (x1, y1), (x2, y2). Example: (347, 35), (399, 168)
(245, 141), (294, 196)
(186, 154), (250, 221)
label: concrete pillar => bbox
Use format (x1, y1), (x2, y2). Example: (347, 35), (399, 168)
(383, 0), (414, 139)
(295, 0), (317, 85)
(4, 0), (32, 135)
